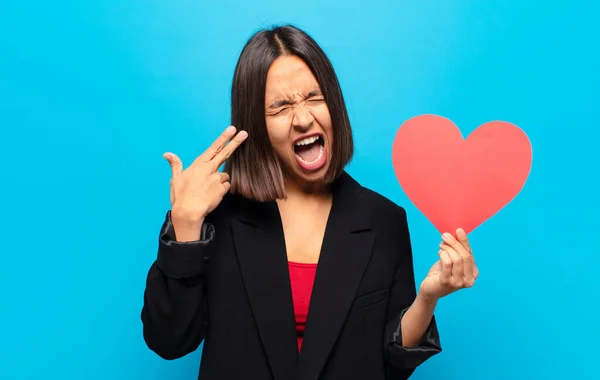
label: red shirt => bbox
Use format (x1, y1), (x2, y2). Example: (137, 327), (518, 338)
(288, 261), (318, 352)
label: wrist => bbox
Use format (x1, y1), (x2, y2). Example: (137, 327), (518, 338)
(171, 222), (205, 242)
(171, 206), (207, 227)
(417, 286), (440, 309)
(170, 211), (205, 242)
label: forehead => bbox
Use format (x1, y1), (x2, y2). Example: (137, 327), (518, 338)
(265, 55), (319, 99)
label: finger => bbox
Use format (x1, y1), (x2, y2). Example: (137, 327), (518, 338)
(169, 180), (175, 204)
(164, 152), (183, 177)
(443, 233), (474, 284)
(442, 232), (469, 257)
(194, 126), (238, 164)
(438, 250), (452, 285)
(455, 228), (477, 281)
(473, 262), (480, 280)
(218, 172), (230, 183)
(212, 130), (248, 167)
(222, 180), (231, 194)
(456, 228), (472, 254)
(440, 243), (464, 286)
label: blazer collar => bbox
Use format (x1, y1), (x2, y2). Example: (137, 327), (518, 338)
(231, 171), (375, 380)
(232, 171), (370, 231)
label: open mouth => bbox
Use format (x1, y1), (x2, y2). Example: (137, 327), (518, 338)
(293, 134), (325, 165)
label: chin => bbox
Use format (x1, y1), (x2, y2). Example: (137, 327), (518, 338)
(291, 155), (332, 186)
(296, 166), (329, 182)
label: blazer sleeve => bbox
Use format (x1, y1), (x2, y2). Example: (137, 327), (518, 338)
(383, 207), (442, 374)
(141, 211), (215, 360)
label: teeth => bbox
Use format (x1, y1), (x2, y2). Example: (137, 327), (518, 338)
(296, 145), (324, 165)
(295, 135), (320, 146)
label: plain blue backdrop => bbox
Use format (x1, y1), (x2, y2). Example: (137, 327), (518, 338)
(1, 1), (598, 379)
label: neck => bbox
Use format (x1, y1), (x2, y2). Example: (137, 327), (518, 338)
(281, 175), (332, 201)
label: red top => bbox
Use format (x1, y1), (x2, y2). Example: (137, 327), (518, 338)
(288, 261), (318, 352)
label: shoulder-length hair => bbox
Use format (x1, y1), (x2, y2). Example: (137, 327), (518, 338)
(224, 25), (354, 202)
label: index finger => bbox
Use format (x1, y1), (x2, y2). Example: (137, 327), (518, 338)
(212, 130), (248, 167)
(194, 126), (238, 165)
(442, 232), (469, 257)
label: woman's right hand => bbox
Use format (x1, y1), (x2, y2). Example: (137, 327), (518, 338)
(164, 126), (248, 242)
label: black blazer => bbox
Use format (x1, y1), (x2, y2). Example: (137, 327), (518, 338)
(141, 172), (441, 380)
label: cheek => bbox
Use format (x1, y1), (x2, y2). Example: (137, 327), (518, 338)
(312, 107), (333, 134)
(266, 119), (290, 151)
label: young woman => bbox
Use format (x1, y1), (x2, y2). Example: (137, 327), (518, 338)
(141, 25), (478, 380)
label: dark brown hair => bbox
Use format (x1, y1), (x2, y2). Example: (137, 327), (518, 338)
(224, 25), (354, 201)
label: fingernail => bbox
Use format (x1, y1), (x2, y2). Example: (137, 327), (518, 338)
(239, 130), (248, 138)
(443, 233), (452, 239)
(226, 126), (235, 133)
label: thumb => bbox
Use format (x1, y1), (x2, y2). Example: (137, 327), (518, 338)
(163, 152), (183, 177)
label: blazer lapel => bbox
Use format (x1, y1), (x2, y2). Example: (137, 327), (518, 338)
(296, 172), (375, 380)
(231, 199), (299, 380)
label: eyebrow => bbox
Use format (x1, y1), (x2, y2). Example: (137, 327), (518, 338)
(268, 89), (323, 109)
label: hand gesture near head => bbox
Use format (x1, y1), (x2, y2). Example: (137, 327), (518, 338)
(164, 126), (248, 242)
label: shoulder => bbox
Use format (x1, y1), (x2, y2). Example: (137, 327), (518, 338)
(343, 173), (413, 251)
(360, 185), (405, 214)
(341, 173), (408, 230)
(360, 186), (408, 225)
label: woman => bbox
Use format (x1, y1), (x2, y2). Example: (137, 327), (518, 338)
(141, 25), (478, 380)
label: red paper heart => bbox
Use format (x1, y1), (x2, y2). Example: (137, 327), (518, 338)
(392, 114), (532, 235)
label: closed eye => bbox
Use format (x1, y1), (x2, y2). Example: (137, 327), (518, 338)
(267, 106), (291, 116)
(266, 92), (324, 116)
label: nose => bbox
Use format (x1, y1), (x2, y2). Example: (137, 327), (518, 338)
(291, 103), (315, 132)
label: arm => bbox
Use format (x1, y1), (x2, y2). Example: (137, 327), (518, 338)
(141, 211), (215, 360)
(400, 291), (438, 347)
(384, 207), (442, 372)
(141, 126), (246, 359)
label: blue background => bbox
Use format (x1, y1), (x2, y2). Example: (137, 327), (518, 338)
(1, 1), (598, 379)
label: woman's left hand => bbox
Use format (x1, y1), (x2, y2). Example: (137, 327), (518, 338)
(418, 228), (479, 303)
